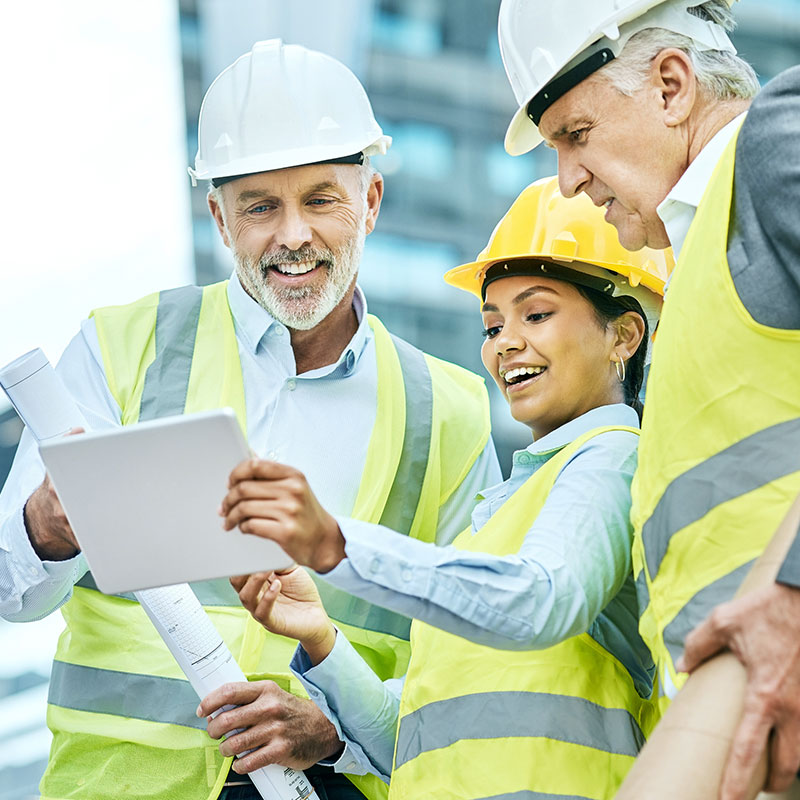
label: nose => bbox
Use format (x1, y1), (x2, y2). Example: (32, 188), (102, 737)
(274, 205), (313, 251)
(557, 149), (591, 199)
(494, 322), (524, 357)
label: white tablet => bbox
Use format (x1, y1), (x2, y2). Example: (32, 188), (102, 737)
(39, 408), (293, 594)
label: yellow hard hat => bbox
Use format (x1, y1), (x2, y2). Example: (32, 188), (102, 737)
(444, 176), (673, 331)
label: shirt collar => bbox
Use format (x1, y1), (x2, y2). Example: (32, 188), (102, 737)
(226, 272), (371, 376)
(657, 111), (747, 261)
(522, 403), (640, 458)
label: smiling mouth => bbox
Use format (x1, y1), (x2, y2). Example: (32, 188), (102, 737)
(267, 259), (328, 277)
(502, 366), (546, 391)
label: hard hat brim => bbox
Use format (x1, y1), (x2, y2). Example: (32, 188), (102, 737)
(504, 105), (544, 156)
(445, 253), (666, 300)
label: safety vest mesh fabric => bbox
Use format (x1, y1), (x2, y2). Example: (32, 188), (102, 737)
(41, 281), (491, 800)
(389, 426), (659, 800)
(631, 126), (800, 694)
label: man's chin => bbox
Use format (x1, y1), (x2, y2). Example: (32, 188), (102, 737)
(613, 218), (671, 252)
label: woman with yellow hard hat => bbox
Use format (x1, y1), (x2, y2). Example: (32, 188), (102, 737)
(202, 177), (673, 800)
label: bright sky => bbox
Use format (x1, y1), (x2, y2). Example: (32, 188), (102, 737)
(0, 1), (194, 759)
(0, 0), (193, 372)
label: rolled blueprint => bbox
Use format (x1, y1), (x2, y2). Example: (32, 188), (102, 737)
(139, 585), (316, 800)
(0, 348), (319, 800)
(615, 497), (800, 800)
(0, 348), (88, 439)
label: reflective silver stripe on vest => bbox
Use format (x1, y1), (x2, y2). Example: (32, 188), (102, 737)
(75, 572), (241, 606)
(139, 285), (204, 421)
(643, 418), (800, 581)
(311, 337), (434, 642)
(662, 560), (754, 665)
(476, 794), (591, 800)
(394, 691), (645, 770)
(379, 335), (433, 534)
(48, 660), (205, 730)
(77, 287), (244, 608)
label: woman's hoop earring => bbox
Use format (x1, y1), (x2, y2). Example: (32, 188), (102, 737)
(615, 358), (626, 384)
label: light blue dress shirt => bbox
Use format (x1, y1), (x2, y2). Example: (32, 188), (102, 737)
(291, 403), (655, 781)
(0, 274), (500, 624)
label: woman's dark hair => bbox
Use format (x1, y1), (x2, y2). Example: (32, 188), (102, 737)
(574, 284), (650, 422)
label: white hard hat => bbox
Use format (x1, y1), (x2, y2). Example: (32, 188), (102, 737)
(499, 0), (737, 155)
(189, 39), (392, 187)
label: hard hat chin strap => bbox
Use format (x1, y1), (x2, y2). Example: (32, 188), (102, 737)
(209, 151), (365, 188)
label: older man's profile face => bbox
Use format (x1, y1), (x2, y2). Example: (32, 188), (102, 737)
(539, 73), (685, 251)
(211, 163), (380, 330)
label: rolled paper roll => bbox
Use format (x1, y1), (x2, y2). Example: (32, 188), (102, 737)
(615, 496), (800, 800)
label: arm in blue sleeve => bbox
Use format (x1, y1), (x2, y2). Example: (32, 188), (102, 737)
(323, 431), (638, 650)
(290, 631), (402, 782)
(0, 319), (120, 621)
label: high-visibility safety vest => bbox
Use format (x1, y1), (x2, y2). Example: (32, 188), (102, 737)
(389, 426), (659, 800)
(40, 281), (491, 800)
(631, 125), (800, 694)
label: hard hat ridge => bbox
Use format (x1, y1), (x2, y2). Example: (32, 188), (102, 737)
(189, 39), (392, 187)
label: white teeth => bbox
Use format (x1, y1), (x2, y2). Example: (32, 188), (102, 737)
(604, 199), (613, 208)
(502, 366), (545, 384)
(275, 260), (317, 275)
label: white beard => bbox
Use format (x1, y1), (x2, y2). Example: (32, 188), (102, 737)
(233, 224), (366, 331)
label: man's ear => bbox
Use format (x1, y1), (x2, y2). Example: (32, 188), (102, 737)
(208, 190), (231, 249)
(650, 47), (696, 128)
(364, 173), (384, 236)
(613, 311), (646, 362)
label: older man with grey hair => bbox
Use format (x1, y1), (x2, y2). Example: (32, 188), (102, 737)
(498, 1), (800, 797)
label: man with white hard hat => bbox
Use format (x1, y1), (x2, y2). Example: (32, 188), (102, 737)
(0, 40), (499, 800)
(497, 0), (800, 796)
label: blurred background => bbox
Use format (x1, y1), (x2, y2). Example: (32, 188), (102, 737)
(1, 1), (799, 796)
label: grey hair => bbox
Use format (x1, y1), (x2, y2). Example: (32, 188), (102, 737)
(599, 0), (759, 101)
(206, 157), (375, 220)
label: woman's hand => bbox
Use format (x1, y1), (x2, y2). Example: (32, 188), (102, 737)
(232, 568), (336, 665)
(220, 459), (346, 573)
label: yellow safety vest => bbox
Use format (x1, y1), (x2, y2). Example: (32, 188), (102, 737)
(41, 281), (491, 800)
(631, 126), (800, 693)
(390, 426), (658, 800)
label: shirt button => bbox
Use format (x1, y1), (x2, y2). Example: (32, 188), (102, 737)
(267, 450), (278, 460)
(274, 326), (285, 336)
(516, 453), (533, 465)
(345, 351), (355, 371)
(286, 378), (297, 391)
(369, 557), (381, 574)
(401, 566), (413, 582)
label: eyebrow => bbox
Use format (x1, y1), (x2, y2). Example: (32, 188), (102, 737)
(542, 118), (592, 145)
(234, 181), (344, 204)
(481, 285), (560, 312)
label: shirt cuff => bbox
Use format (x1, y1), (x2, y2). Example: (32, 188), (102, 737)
(7, 504), (86, 583)
(290, 633), (395, 782)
